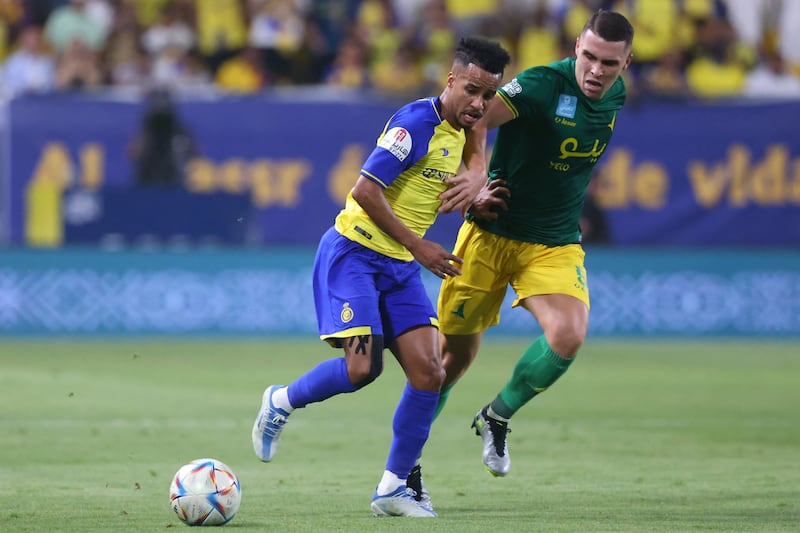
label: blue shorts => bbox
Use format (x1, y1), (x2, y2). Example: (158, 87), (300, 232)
(313, 227), (437, 346)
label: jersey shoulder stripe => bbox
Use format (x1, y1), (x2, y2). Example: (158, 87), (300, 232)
(360, 168), (388, 188)
(497, 90), (519, 119)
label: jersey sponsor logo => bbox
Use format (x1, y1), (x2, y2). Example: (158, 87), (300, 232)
(503, 78), (522, 96)
(421, 167), (456, 181)
(556, 94), (577, 119)
(558, 137), (607, 161)
(340, 302), (354, 323)
(379, 127), (412, 161)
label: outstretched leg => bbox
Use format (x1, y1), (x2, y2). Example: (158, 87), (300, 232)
(252, 335), (384, 462)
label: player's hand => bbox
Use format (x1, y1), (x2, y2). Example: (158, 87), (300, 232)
(408, 239), (463, 279)
(468, 179), (509, 220)
(438, 168), (487, 215)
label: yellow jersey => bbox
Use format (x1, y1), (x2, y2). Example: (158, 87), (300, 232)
(335, 97), (465, 261)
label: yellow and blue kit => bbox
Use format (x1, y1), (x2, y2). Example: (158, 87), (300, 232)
(316, 96), (464, 343)
(335, 96), (465, 261)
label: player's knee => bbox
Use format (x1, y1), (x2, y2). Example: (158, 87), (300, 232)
(546, 321), (586, 358)
(411, 356), (445, 391)
(350, 335), (384, 389)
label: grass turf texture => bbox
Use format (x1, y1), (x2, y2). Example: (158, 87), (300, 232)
(1, 338), (798, 532)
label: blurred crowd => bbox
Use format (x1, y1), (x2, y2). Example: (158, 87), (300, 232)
(1, 0), (799, 101)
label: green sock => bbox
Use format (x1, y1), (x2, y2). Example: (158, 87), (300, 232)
(432, 384), (453, 420)
(489, 335), (574, 419)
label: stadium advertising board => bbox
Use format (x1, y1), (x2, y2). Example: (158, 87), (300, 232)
(6, 95), (800, 247)
(1, 248), (798, 337)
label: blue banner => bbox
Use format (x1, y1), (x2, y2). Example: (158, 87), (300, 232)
(6, 94), (800, 247)
(605, 100), (800, 246)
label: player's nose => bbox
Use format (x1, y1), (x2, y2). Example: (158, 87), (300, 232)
(470, 94), (485, 110)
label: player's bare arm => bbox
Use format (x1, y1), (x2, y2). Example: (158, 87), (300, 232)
(437, 122), (487, 215)
(438, 97), (515, 214)
(351, 176), (463, 279)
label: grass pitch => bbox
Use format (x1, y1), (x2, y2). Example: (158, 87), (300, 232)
(1, 338), (798, 532)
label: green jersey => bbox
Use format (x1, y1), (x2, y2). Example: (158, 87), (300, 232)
(472, 57), (626, 245)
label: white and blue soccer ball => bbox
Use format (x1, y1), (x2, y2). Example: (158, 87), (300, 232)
(169, 458), (241, 526)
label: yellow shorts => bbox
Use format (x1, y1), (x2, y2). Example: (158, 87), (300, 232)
(437, 221), (589, 335)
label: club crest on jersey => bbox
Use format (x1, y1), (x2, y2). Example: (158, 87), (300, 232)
(379, 127), (412, 161)
(556, 94), (577, 119)
(341, 302), (354, 323)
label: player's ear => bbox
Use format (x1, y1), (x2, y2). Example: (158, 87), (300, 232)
(623, 52), (633, 70)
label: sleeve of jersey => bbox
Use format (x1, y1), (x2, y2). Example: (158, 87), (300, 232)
(497, 67), (552, 120)
(359, 103), (433, 188)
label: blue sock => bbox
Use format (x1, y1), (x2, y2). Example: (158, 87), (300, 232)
(286, 358), (356, 409)
(386, 383), (439, 478)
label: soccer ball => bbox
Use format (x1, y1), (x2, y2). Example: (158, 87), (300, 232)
(169, 458), (241, 526)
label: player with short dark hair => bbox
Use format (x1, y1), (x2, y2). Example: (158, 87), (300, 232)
(410, 10), (634, 495)
(252, 37), (511, 518)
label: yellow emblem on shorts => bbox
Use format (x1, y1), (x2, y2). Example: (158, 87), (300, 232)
(340, 302), (354, 323)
